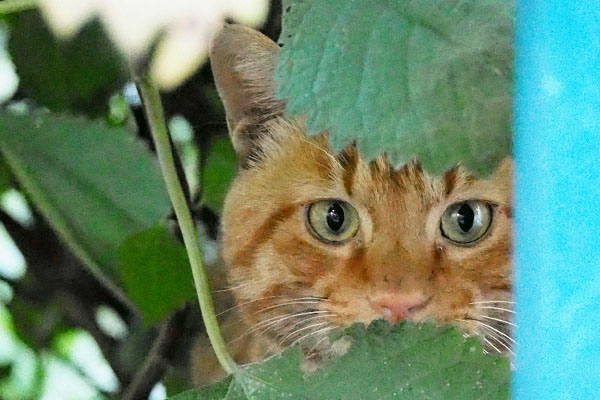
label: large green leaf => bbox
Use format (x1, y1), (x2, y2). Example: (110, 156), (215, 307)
(0, 158), (10, 194)
(172, 320), (511, 399)
(201, 136), (237, 212)
(8, 11), (128, 116)
(173, 376), (233, 400)
(0, 112), (170, 281)
(276, 0), (514, 176)
(118, 225), (196, 326)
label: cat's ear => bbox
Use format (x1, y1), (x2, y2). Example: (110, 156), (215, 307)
(209, 24), (285, 158)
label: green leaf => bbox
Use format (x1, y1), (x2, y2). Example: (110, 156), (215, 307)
(107, 93), (131, 126)
(174, 321), (510, 399)
(0, 112), (170, 281)
(201, 136), (237, 211)
(170, 376), (232, 400)
(8, 11), (128, 116)
(276, 0), (514, 176)
(118, 225), (196, 326)
(0, 157), (10, 194)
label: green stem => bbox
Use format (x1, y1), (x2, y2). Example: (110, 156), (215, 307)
(136, 73), (237, 374)
(0, 0), (38, 14)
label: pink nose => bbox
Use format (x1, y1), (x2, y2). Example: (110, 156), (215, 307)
(369, 294), (427, 323)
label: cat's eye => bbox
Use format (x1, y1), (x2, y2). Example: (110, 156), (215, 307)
(440, 200), (492, 244)
(307, 200), (360, 243)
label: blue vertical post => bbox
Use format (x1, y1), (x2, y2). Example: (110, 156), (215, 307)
(514, 1), (600, 398)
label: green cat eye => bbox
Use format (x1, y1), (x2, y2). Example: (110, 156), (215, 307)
(440, 200), (492, 244)
(307, 200), (360, 243)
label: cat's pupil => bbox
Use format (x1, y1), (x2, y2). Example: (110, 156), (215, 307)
(327, 203), (345, 231)
(457, 203), (475, 232)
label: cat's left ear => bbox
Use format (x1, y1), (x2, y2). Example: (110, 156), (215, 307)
(209, 24), (285, 159)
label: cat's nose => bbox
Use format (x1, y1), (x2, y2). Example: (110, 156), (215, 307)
(368, 293), (427, 323)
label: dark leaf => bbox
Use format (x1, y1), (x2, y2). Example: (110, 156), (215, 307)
(118, 225), (196, 326)
(0, 112), (170, 280)
(201, 136), (237, 212)
(9, 11), (128, 116)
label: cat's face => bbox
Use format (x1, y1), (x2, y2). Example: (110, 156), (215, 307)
(211, 25), (513, 354)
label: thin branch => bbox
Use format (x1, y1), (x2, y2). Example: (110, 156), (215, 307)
(122, 305), (189, 400)
(135, 73), (236, 374)
(0, 0), (38, 14)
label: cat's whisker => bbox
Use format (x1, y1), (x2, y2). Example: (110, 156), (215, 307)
(305, 335), (330, 358)
(218, 295), (326, 318)
(477, 314), (517, 328)
(216, 295), (289, 317)
(213, 281), (252, 293)
(484, 328), (514, 356)
(254, 299), (326, 314)
(258, 310), (332, 333)
(481, 329), (516, 369)
(281, 313), (336, 334)
(288, 326), (336, 349)
(463, 318), (516, 345)
(235, 310), (329, 339)
(477, 306), (515, 314)
(226, 314), (296, 346)
(228, 311), (334, 345)
(482, 337), (503, 355)
(277, 321), (331, 346)
(469, 301), (515, 305)
(459, 317), (516, 361)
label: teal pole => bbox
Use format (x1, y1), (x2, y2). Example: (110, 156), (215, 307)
(514, 0), (600, 398)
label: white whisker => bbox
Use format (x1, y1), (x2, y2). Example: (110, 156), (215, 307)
(278, 321), (330, 346)
(478, 306), (515, 314)
(254, 298), (327, 314)
(482, 337), (503, 354)
(463, 319), (516, 345)
(284, 313), (335, 333)
(213, 281), (252, 293)
(470, 301), (515, 305)
(483, 331), (516, 369)
(229, 310), (333, 345)
(288, 326), (335, 348)
(478, 315), (517, 328)
(216, 295), (288, 317)
(259, 310), (331, 330)
(306, 335), (330, 358)
(486, 330), (514, 355)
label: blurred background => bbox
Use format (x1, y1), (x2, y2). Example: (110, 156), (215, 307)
(0, 1), (282, 398)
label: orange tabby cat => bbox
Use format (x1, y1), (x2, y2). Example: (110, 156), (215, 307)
(193, 24), (513, 383)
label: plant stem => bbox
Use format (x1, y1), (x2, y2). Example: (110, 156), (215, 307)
(0, 0), (38, 14)
(136, 73), (237, 374)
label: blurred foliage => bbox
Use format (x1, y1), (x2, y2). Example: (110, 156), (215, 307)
(8, 11), (128, 117)
(107, 94), (131, 126)
(0, 112), (171, 279)
(119, 225), (195, 327)
(0, 0), (260, 395)
(0, 157), (10, 193)
(201, 136), (237, 212)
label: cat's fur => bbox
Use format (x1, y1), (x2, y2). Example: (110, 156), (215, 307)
(192, 24), (513, 384)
